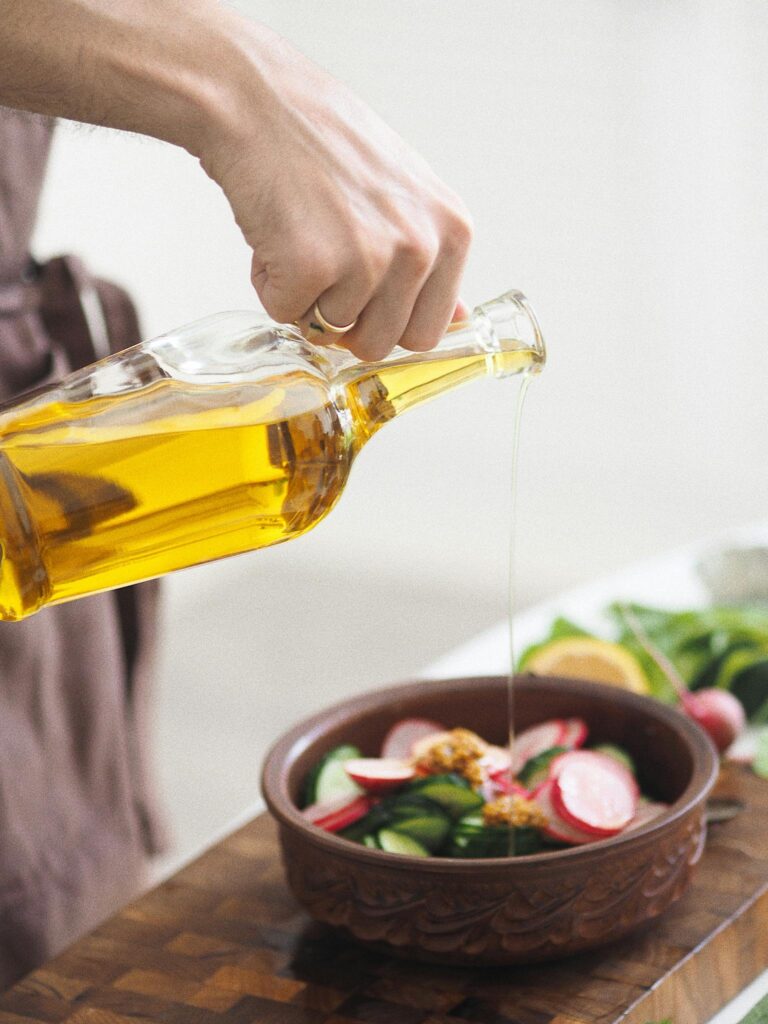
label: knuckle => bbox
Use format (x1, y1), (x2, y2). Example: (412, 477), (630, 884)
(355, 245), (389, 292)
(442, 205), (474, 256)
(396, 230), (438, 276)
(294, 248), (336, 293)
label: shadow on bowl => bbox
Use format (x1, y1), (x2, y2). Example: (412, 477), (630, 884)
(262, 674), (718, 965)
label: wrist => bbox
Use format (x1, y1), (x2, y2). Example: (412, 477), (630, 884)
(112, 3), (242, 156)
(165, 9), (275, 161)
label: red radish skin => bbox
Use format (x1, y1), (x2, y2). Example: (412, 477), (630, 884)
(533, 780), (594, 845)
(551, 751), (637, 837)
(490, 767), (529, 795)
(381, 718), (445, 760)
(302, 794), (373, 832)
(477, 746), (516, 801)
(481, 770), (530, 802)
(344, 758), (415, 794)
(511, 720), (568, 773)
(681, 688), (746, 754)
(560, 718), (589, 749)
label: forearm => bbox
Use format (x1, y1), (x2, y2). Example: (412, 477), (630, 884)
(1, 1), (472, 358)
(0, 0), (241, 153)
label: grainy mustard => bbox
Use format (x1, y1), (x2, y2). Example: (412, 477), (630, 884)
(483, 794), (549, 829)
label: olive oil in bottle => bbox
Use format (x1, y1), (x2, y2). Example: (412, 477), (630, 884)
(0, 290), (544, 620)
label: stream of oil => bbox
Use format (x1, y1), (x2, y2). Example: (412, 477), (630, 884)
(506, 370), (536, 856)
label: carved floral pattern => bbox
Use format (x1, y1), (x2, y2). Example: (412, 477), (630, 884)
(280, 807), (707, 965)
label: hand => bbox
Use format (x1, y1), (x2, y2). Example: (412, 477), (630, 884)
(195, 16), (473, 360)
(0, 1), (471, 360)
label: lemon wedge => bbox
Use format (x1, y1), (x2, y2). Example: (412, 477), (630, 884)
(525, 637), (649, 694)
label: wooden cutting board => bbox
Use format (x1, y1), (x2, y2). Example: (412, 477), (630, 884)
(0, 763), (765, 1024)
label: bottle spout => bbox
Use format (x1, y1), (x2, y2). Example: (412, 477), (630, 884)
(462, 289), (545, 378)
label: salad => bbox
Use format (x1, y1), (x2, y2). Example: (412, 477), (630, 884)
(299, 717), (666, 858)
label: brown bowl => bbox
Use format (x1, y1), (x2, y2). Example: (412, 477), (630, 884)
(261, 674), (718, 965)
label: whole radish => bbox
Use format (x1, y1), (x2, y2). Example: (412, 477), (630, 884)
(616, 604), (746, 755)
(680, 688), (745, 753)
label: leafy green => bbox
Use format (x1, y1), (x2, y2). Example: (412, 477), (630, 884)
(519, 601), (768, 722)
(731, 661), (768, 722)
(753, 729), (768, 780)
(518, 616), (592, 670)
(738, 992), (768, 1024)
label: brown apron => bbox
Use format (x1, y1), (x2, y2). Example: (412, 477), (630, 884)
(0, 108), (163, 987)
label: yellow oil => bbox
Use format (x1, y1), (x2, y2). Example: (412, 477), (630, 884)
(0, 345), (541, 620)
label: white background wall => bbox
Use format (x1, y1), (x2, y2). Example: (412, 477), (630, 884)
(28, 2), (768, 856)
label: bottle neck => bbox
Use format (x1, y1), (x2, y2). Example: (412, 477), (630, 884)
(327, 290), (545, 447)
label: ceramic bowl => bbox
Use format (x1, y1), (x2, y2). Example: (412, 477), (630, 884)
(261, 674), (718, 965)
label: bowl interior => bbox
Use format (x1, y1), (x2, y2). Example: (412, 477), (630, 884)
(279, 674), (706, 812)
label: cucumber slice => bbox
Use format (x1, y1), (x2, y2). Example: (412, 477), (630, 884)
(512, 827), (544, 855)
(408, 771), (472, 791)
(378, 828), (430, 857)
(387, 794), (447, 820)
(517, 745), (568, 788)
(303, 744), (362, 806)
(338, 802), (391, 843)
(593, 743), (636, 774)
(449, 815), (509, 858)
(390, 812), (451, 852)
(448, 815), (544, 858)
(452, 812), (485, 833)
(303, 745), (362, 806)
(407, 774), (484, 818)
(339, 793), (447, 843)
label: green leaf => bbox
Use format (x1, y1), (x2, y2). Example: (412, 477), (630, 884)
(738, 991), (768, 1024)
(714, 646), (768, 692)
(517, 616), (591, 670)
(730, 659), (768, 721)
(609, 603), (768, 709)
(550, 616), (591, 639)
(753, 729), (768, 780)
(607, 632), (677, 703)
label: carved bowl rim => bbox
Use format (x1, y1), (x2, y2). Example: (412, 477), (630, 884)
(262, 674), (719, 871)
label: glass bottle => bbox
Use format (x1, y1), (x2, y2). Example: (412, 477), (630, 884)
(0, 289), (545, 621)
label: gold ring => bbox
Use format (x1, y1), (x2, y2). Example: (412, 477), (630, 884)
(312, 301), (357, 335)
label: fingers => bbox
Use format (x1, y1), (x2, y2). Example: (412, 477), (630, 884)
(288, 203), (472, 361)
(452, 297), (470, 322)
(337, 258), (430, 362)
(397, 226), (472, 354)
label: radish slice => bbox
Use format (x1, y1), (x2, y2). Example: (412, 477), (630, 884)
(511, 720), (568, 773)
(480, 769), (529, 802)
(551, 751), (638, 837)
(533, 780), (594, 845)
(625, 800), (669, 832)
(549, 748), (639, 787)
(560, 718), (589, 749)
(302, 793), (373, 832)
(381, 718), (445, 760)
(344, 758), (415, 794)
(480, 745), (512, 774)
